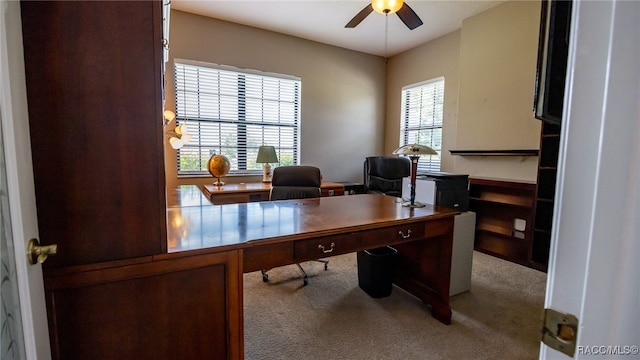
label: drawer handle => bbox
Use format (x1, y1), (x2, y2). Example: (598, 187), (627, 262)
(398, 230), (412, 239)
(318, 242), (335, 254)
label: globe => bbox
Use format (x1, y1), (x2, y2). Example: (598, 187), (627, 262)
(207, 154), (231, 186)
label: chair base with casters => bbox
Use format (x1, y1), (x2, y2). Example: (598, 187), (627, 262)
(261, 259), (328, 286)
(261, 165), (329, 286)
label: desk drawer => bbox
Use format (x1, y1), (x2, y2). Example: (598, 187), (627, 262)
(243, 242), (294, 273)
(293, 222), (425, 261)
(294, 233), (357, 261)
(358, 222), (426, 247)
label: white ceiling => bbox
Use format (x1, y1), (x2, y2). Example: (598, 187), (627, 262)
(171, 0), (505, 57)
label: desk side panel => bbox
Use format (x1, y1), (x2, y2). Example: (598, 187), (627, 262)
(393, 216), (455, 324)
(45, 251), (243, 360)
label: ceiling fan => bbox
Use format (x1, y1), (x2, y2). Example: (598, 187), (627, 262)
(345, 0), (423, 30)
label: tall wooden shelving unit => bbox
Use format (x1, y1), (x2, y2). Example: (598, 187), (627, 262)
(529, 0), (571, 271)
(531, 122), (561, 271)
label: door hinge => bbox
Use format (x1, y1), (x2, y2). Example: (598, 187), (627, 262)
(542, 308), (579, 357)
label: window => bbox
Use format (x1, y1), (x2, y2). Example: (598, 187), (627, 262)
(174, 60), (300, 176)
(399, 77), (444, 173)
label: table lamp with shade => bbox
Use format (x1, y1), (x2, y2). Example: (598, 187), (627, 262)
(393, 143), (438, 207)
(256, 146), (279, 182)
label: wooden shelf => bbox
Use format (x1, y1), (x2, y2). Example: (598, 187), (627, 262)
(469, 178), (536, 266)
(470, 196), (533, 209)
(449, 149), (539, 156)
(475, 224), (528, 240)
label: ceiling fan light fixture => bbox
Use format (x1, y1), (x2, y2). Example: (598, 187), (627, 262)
(372, 0), (404, 14)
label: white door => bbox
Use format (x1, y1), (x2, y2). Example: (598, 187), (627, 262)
(542, 0), (639, 358)
(0, 0), (52, 358)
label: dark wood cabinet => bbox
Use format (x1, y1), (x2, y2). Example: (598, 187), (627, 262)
(21, 0), (166, 267)
(21, 2), (241, 358)
(469, 178), (536, 266)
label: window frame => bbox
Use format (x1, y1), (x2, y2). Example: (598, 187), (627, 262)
(399, 77), (445, 173)
(173, 59), (301, 177)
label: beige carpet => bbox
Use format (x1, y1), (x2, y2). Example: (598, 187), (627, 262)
(244, 251), (547, 360)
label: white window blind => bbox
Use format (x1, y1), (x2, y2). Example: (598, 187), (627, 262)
(174, 60), (300, 176)
(399, 77), (444, 173)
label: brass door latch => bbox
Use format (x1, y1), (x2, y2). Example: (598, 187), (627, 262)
(27, 238), (57, 265)
(542, 308), (579, 357)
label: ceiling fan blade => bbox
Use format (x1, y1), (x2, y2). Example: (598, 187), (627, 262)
(396, 2), (423, 30)
(345, 4), (374, 28)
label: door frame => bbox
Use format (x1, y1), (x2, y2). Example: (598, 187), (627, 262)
(541, 0), (639, 358)
(5, 0), (638, 358)
(1, 0), (51, 358)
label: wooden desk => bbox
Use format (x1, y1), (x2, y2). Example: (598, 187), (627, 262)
(46, 185), (457, 359)
(202, 181), (345, 204)
(164, 185), (458, 358)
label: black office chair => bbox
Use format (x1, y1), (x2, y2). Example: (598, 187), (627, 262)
(261, 165), (328, 286)
(363, 156), (411, 198)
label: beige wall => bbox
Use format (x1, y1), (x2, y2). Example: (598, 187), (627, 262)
(165, 10), (386, 187)
(387, 0), (541, 181)
(166, 0), (543, 188)
(386, 30), (462, 172)
(455, 0), (541, 181)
